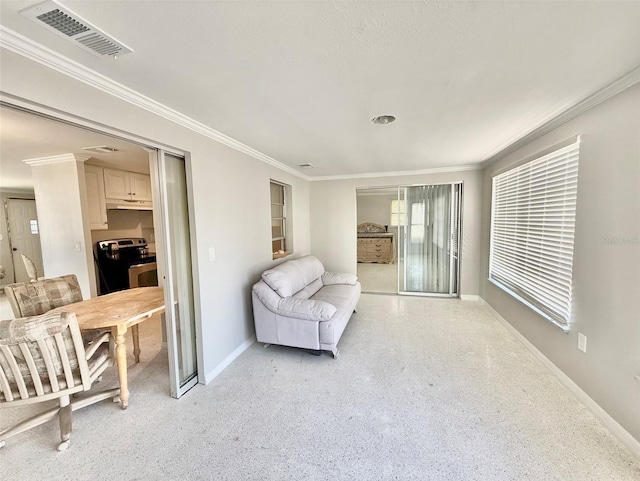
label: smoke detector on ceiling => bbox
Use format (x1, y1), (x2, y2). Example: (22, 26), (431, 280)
(20, 0), (133, 59)
(83, 146), (119, 153)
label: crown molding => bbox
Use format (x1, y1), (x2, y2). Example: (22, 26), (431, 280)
(0, 26), (479, 183)
(309, 164), (480, 182)
(481, 66), (640, 168)
(0, 26), (310, 181)
(5, 26), (635, 183)
(23, 153), (90, 166)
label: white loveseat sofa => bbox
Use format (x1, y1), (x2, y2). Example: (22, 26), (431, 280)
(252, 256), (361, 358)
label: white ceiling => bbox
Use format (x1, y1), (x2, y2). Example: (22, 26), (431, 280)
(0, 1), (639, 180)
(0, 106), (150, 191)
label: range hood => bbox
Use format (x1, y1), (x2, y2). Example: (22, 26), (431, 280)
(106, 201), (153, 211)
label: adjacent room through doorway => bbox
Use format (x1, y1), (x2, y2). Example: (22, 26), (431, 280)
(356, 183), (462, 297)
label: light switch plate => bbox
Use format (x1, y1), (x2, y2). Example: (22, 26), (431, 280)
(578, 332), (587, 353)
(209, 247), (216, 261)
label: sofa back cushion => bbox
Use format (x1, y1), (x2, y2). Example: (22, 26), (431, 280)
(293, 278), (323, 300)
(262, 256), (325, 298)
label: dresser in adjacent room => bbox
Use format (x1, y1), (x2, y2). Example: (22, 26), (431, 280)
(357, 222), (393, 264)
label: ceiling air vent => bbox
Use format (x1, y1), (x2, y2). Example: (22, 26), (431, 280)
(20, 0), (132, 58)
(298, 163), (315, 169)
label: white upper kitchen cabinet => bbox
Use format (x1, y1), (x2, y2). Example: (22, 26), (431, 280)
(130, 173), (152, 202)
(104, 168), (152, 202)
(84, 165), (108, 230)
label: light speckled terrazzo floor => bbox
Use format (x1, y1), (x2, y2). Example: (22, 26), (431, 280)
(357, 262), (398, 293)
(2, 294), (639, 480)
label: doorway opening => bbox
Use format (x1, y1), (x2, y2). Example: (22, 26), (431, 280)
(356, 183), (463, 297)
(356, 187), (399, 294)
(0, 101), (199, 399)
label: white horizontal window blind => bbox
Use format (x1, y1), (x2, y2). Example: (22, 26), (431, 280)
(489, 139), (580, 328)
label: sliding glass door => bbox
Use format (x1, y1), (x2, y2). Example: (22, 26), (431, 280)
(152, 151), (199, 398)
(398, 183), (462, 296)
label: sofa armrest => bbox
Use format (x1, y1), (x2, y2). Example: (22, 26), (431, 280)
(253, 280), (337, 321)
(322, 272), (358, 286)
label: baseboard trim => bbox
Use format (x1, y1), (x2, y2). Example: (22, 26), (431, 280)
(204, 336), (256, 384)
(460, 294), (480, 302)
(479, 297), (640, 460)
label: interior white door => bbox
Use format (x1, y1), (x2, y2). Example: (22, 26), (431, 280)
(6, 198), (44, 282)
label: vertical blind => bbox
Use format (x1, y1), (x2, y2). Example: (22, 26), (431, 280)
(489, 139), (580, 327)
(401, 184), (456, 294)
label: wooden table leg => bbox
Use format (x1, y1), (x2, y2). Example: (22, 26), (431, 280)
(113, 324), (130, 409)
(132, 325), (140, 363)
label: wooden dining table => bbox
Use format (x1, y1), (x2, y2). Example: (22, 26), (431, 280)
(49, 287), (165, 409)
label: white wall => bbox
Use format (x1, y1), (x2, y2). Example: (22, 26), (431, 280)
(0, 49), (311, 381)
(30, 160), (96, 298)
(357, 192), (396, 227)
(91, 210), (155, 246)
(479, 83), (640, 442)
(311, 169), (483, 296)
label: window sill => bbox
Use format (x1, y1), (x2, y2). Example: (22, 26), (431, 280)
(487, 278), (570, 332)
(272, 251), (290, 260)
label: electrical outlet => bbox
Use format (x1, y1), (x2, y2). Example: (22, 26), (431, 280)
(578, 332), (587, 353)
(209, 247), (216, 261)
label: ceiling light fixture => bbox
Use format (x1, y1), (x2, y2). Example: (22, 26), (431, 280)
(372, 115), (396, 125)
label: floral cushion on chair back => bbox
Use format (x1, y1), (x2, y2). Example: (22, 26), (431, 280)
(5, 275), (83, 318)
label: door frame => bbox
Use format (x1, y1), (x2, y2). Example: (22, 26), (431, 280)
(397, 182), (463, 297)
(356, 181), (464, 297)
(0, 94), (205, 389)
(149, 149), (200, 398)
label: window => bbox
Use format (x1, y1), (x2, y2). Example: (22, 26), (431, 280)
(409, 200), (426, 243)
(270, 180), (290, 259)
(390, 199), (405, 226)
(489, 138), (580, 329)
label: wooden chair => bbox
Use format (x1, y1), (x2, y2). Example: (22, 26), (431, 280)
(5, 275), (141, 363)
(0, 311), (119, 450)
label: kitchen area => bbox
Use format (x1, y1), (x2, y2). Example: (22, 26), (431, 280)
(1, 104), (197, 404)
(0, 104), (158, 300)
(87, 164), (158, 295)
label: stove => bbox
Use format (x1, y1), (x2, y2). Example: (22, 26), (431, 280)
(96, 238), (157, 294)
